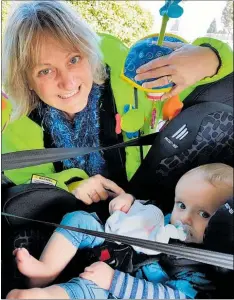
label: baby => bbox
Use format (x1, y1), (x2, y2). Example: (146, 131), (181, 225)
(7, 163), (233, 299)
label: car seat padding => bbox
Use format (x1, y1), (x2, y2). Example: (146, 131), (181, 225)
(129, 102), (233, 212)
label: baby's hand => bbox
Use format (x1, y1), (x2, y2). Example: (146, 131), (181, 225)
(79, 261), (114, 290)
(109, 193), (135, 214)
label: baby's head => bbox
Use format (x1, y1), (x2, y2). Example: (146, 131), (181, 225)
(170, 163), (233, 244)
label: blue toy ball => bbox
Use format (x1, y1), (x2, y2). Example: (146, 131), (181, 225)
(123, 35), (184, 91)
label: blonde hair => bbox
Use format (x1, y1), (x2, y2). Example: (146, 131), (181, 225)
(185, 163), (233, 199)
(2, 1), (107, 120)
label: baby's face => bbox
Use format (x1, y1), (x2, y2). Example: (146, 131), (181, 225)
(170, 173), (224, 244)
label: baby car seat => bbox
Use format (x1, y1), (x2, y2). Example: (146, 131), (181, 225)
(1, 102), (233, 297)
(129, 101), (233, 213)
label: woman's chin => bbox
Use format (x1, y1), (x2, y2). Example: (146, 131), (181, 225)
(64, 102), (88, 119)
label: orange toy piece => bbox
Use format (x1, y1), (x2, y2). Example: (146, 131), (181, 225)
(2, 99), (7, 110)
(115, 113), (122, 134)
(2, 95), (8, 110)
(2, 92), (12, 132)
(162, 95), (183, 120)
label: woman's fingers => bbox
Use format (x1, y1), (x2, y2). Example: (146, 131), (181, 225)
(100, 176), (125, 195)
(161, 84), (186, 101)
(142, 76), (172, 89)
(95, 186), (109, 201)
(136, 42), (184, 74)
(134, 42), (219, 100)
(136, 55), (170, 73)
(87, 190), (101, 203)
(135, 66), (174, 81)
(81, 193), (93, 205)
(73, 175), (124, 204)
(162, 41), (185, 50)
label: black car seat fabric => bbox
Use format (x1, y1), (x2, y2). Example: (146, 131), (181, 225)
(2, 184), (112, 228)
(1, 184), (112, 298)
(182, 72), (233, 109)
(129, 102), (233, 213)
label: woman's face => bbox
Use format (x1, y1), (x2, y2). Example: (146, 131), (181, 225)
(27, 34), (93, 118)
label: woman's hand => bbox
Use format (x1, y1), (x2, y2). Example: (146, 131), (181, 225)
(80, 261), (114, 290)
(109, 193), (135, 214)
(71, 175), (125, 205)
(135, 41), (220, 100)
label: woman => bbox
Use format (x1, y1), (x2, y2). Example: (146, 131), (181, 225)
(2, 1), (233, 206)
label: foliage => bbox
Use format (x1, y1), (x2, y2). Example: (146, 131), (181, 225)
(207, 19), (217, 34)
(221, 0), (233, 35)
(1, 1), (154, 47)
(1, 1), (12, 33)
(67, 1), (153, 46)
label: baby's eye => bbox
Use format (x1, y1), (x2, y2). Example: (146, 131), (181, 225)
(177, 202), (186, 210)
(199, 211), (210, 219)
(38, 69), (52, 76)
(70, 56), (80, 65)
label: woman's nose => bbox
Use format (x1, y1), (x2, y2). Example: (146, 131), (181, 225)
(58, 70), (77, 91)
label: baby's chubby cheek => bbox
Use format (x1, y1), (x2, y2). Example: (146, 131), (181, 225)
(169, 209), (177, 225)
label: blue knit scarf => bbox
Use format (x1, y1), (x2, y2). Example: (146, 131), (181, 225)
(38, 84), (106, 176)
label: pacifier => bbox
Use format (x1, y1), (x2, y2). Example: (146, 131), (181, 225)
(174, 221), (194, 243)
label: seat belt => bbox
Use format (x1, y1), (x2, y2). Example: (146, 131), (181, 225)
(1, 212), (233, 270)
(2, 132), (157, 171)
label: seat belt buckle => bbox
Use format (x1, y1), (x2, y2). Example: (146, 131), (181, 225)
(99, 249), (111, 262)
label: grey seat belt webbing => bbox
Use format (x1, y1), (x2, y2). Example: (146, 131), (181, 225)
(2, 212), (233, 270)
(2, 133), (157, 171)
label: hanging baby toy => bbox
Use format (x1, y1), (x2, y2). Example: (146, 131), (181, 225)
(119, 0), (187, 137)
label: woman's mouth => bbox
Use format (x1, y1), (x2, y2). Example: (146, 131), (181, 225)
(58, 85), (81, 99)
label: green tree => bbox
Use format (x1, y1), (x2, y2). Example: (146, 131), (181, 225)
(68, 1), (153, 46)
(221, 0), (233, 35)
(207, 18), (217, 34)
(2, 1), (154, 47)
(1, 1), (12, 33)
(218, 28), (227, 34)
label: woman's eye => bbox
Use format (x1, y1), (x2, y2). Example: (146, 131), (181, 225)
(177, 202), (186, 210)
(199, 211), (210, 219)
(70, 56), (80, 65)
(38, 69), (51, 76)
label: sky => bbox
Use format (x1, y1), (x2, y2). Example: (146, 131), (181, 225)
(138, 1), (228, 42)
